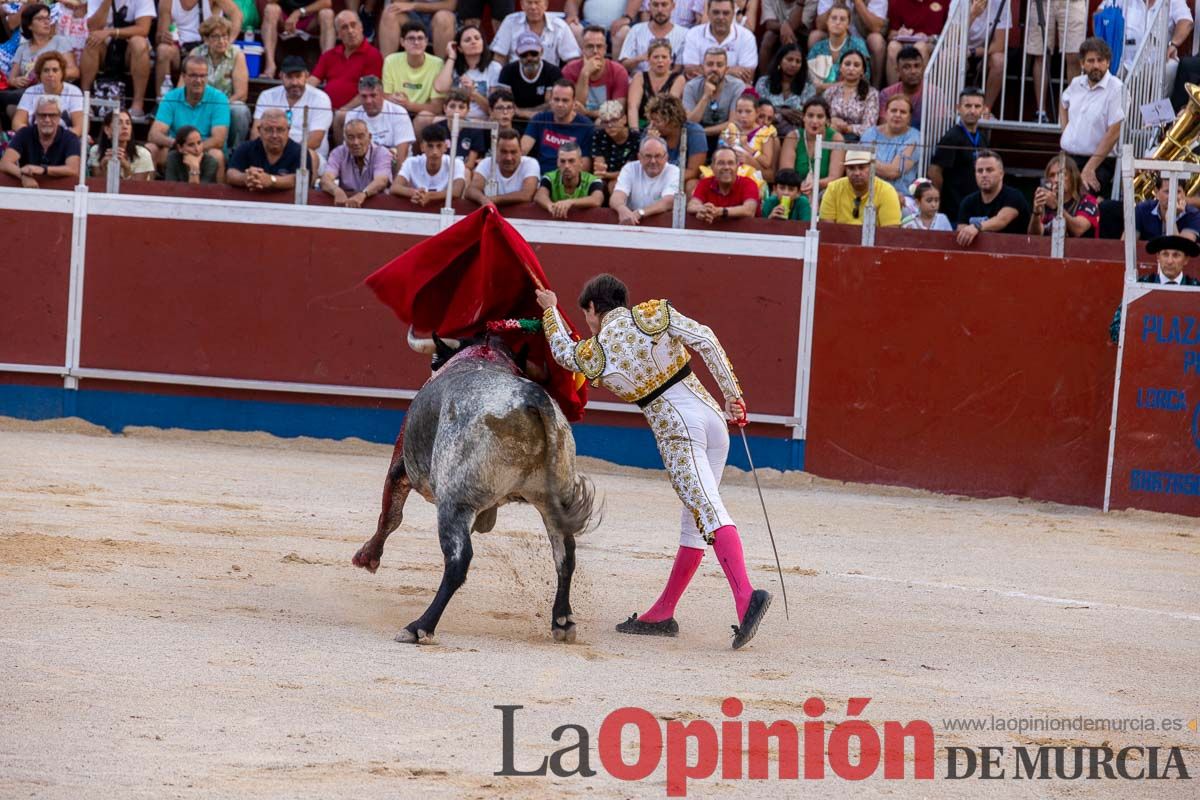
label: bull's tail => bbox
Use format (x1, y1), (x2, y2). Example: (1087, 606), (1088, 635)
(526, 385), (601, 538)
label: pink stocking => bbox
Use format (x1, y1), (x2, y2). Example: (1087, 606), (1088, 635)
(712, 525), (754, 619)
(639, 546), (705, 622)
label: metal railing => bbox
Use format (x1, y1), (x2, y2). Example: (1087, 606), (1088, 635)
(1120, 152), (1200, 277)
(919, 0), (971, 177)
(672, 130), (688, 229)
(442, 114), (500, 227)
(1019, 0), (1085, 124)
(1118, 0), (1171, 164)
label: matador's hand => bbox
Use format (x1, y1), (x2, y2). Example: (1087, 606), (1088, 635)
(535, 288), (558, 310)
(726, 397), (747, 425)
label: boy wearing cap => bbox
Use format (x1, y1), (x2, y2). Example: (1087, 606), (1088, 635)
(818, 149), (902, 226)
(498, 32), (564, 124)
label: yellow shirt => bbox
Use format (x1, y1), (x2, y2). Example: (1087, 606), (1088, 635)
(382, 53), (445, 104)
(818, 176), (902, 227)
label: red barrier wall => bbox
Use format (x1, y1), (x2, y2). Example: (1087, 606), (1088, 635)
(0, 210), (72, 368)
(1108, 290), (1200, 516)
(77, 217), (804, 421)
(7, 188), (1192, 512)
(806, 244), (1124, 508)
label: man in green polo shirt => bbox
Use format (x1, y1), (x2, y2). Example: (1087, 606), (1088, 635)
(533, 141), (604, 219)
(147, 54), (232, 173)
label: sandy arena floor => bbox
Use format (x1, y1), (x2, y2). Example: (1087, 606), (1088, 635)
(0, 418), (1197, 799)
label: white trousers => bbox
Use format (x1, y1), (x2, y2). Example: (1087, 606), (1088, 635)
(644, 376), (735, 549)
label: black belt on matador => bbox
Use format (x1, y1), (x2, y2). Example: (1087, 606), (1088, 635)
(635, 364), (693, 408)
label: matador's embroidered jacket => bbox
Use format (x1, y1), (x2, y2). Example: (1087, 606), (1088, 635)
(541, 299), (742, 409)
(542, 300), (743, 540)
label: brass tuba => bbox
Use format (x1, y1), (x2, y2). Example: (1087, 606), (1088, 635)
(1134, 83), (1200, 200)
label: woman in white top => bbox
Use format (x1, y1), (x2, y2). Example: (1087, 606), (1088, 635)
(88, 109), (155, 180)
(13, 51), (85, 137)
(390, 124), (467, 205)
(433, 24), (502, 120)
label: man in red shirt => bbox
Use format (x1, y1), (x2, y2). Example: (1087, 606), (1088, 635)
(560, 25), (629, 121)
(687, 147), (760, 222)
(312, 10), (384, 143)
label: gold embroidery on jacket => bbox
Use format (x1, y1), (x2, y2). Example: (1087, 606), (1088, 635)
(542, 307), (560, 337)
(631, 298), (671, 336)
(573, 337), (606, 380)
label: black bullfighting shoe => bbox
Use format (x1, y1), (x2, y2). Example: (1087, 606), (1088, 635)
(731, 589), (772, 650)
(615, 613), (679, 636)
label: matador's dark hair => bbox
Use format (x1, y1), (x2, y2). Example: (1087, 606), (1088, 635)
(578, 273), (628, 315)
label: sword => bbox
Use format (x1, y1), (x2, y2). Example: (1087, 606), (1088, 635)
(736, 420), (790, 620)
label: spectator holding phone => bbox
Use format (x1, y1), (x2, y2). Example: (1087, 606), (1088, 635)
(1028, 154), (1099, 237)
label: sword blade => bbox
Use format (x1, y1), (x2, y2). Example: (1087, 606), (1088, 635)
(738, 426), (790, 620)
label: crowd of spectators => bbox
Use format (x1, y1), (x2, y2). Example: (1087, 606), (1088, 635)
(0, 0), (1194, 244)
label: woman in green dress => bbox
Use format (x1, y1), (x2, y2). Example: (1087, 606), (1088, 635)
(778, 96), (845, 196)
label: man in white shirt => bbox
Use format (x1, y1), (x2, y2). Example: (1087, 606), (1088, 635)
(80, 0), (156, 121)
(1060, 37), (1125, 199)
(491, 0), (581, 66)
(680, 0), (758, 83)
(611, 0), (704, 58)
(465, 127), (541, 205)
(618, 0), (688, 73)
(254, 55), (335, 160)
(810, 0), (886, 86)
(1119, 0), (1193, 93)
(344, 75), (415, 167)
(611, 135), (679, 223)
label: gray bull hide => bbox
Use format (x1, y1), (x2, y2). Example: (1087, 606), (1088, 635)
(353, 336), (596, 644)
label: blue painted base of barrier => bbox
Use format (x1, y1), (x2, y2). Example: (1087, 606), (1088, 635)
(0, 384), (805, 472)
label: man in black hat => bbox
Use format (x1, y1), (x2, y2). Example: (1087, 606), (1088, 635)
(1110, 234), (1200, 342)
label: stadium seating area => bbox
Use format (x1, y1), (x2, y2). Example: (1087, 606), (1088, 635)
(0, 0), (1195, 242)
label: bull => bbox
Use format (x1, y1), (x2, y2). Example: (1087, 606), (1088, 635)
(352, 330), (597, 644)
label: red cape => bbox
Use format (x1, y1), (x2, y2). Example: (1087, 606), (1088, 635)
(365, 206), (588, 422)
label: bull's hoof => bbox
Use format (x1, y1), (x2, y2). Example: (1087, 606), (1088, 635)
(552, 614), (577, 644)
(395, 625), (436, 645)
(351, 542), (382, 573)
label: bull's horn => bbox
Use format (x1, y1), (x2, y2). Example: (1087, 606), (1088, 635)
(406, 327), (461, 354)
(406, 327), (436, 354)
